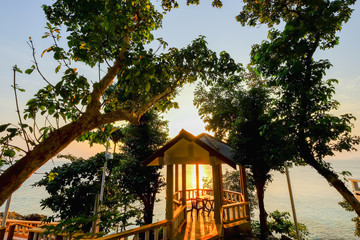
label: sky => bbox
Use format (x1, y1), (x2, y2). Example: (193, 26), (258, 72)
(0, 1), (360, 160)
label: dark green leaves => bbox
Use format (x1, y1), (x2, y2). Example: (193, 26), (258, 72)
(0, 124), (11, 132)
(43, 0), (163, 66)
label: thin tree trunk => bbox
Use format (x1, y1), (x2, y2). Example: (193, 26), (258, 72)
(143, 199), (154, 225)
(298, 138), (360, 216)
(254, 172), (270, 239)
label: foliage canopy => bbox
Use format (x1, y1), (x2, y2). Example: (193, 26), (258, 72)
(0, 0), (241, 205)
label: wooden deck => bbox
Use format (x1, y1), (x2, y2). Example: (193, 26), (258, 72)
(176, 210), (219, 240)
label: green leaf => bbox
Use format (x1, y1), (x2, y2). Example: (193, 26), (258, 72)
(0, 124), (10, 132)
(55, 65), (61, 73)
(145, 82), (151, 92)
(4, 149), (16, 158)
(25, 68), (35, 75)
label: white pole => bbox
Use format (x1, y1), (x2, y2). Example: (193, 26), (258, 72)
(99, 153), (107, 203)
(1, 195), (12, 227)
(285, 166), (300, 240)
(93, 139), (111, 233)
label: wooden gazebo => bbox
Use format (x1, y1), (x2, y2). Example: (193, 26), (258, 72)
(143, 129), (251, 239)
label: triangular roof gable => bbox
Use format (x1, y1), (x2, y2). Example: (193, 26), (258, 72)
(143, 129), (236, 169)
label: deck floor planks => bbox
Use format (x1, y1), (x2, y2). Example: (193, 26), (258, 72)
(177, 209), (218, 240)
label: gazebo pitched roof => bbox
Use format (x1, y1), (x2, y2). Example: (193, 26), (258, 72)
(143, 129), (236, 169)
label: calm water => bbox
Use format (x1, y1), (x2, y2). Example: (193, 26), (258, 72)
(1, 159), (360, 239)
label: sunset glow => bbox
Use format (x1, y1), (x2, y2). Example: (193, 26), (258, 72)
(188, 164), (211, 189)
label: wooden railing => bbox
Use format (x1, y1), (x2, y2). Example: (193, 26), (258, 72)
(173, 189), (214, 201)
(172, 199), (182, 212)
(222, 202), (249, 224)
(96, 220), (169, 240)
(13, 188), (249, 240)
(223, 190), (244, 204)
(349, 178), (360, 201)
(0, 219), (58, 239)
(171, 205), (186, 238)
(222, 190), (249, 224)
(27, 227), (64, 240)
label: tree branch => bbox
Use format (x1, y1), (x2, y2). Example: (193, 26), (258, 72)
(86, 32), (130, 115)
(27, 39), (54, 87)
(12, 67), (30, 151)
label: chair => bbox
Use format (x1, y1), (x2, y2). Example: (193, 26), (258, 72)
(188, 198), (204, 219)
(203, 199), (214, 216)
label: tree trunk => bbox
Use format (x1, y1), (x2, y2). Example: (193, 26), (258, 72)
(298, 138), (360, 216)
(254, 172), (271, 239)
(0, 115), (103, 205)
(143, 198), (154, 225)
(0, 108), (139, 206)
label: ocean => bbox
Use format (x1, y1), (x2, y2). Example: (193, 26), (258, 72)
(1, 159), (359, 239)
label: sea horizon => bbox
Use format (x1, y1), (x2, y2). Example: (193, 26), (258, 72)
(1, 158), (360, 239)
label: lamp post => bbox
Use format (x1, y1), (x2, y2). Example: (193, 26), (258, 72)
(92, 139), (113, 233)
(285, 165), (300, 240)
(1, 196), (12, 227)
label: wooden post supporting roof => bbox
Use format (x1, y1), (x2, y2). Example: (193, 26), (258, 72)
(196, 164), (200, 197)
(166, 165), (173, 239)
(211, 156), (223, 226)
(182, 164), (186, 205)
(175, 164), (179, 193)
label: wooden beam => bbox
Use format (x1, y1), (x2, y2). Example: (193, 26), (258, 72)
(182, 164), (187, 205)
(211, 157), (223, 225)
(166, 165), (174, 239)
(175, 164), (179, 193)
(196, 164), (200, 197)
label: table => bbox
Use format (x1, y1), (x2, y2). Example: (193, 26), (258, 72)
(198, 195), (214, 216)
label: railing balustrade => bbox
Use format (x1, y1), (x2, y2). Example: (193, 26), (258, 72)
(7, 188), (249, 240)
(95, 220), (169, 240)
(173, 189), (214, 202)
(0, 219), (58, 240)
(222, 202), (249, 224)
(171, 205), (186, 238)
(223, 190), (244, 204)
(349, 178), (360, 202)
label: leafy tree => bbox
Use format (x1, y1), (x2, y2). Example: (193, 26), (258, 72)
(252, 210), (309, 240)
(0, 0), (241, 205)
(237, 0), (360, 218)
(194, 73), (296, 238)
(112, 111), (168, 225)
(36, 111), (168, 231)
(35, 153), (139, 233)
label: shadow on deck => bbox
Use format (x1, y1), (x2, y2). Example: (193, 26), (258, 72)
(176, 211), (218, 240)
